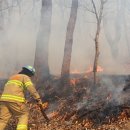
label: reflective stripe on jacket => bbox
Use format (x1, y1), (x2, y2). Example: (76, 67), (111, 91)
(1, 94), (25, 102)
(0, 74), (40, 103)
(17, 124), (27, 130)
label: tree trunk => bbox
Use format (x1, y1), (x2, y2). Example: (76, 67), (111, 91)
(93, 24), (100, 86)
(34, 0), (52, 86)
(103, 0), (122, 59)
(61, 0), (78, 85)
(123, 1), (130, 57)
(92, 0), (104, 86)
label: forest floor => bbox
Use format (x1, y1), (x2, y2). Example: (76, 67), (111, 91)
(2, 74), (130, 130)
(6, 100), (130, 130)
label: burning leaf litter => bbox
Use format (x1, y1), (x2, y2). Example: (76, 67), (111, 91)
(2, 74), (130, 130)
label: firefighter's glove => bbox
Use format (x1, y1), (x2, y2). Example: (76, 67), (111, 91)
(42, 102), (49, 110)
(36, 98), (42, 105)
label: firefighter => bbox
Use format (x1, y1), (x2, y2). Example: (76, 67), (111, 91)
(0, 65), (43, 130)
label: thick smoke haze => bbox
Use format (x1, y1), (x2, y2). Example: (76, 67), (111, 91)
(0, 0), (40, 77)
(0, 0), (130, 78)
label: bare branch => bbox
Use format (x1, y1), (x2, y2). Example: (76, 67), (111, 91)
(91, 0), (99, 21)
(98, 0), (104, 24)
(77, 2), (95, 14)
(0, 0), (22, 12)
(0, 5), (17, 12)
(82, 5), (95, 14)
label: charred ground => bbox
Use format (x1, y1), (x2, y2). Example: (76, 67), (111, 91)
(1, 74), (130, 130)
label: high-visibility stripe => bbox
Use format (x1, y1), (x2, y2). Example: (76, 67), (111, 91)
(1, 94), (25, 102)
(25, 81), (33, 87)
(17, 124), (27, 130)
(6, 80), (24, 90)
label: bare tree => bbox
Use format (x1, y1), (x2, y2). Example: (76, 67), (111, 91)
(103, 0), (122, 59)
(0, 0), (21, 26)
(34, 0), (52, 86)
(61, 0), (78, 85)
(88, 0), (107, 85)
(122, 0), (130, 58)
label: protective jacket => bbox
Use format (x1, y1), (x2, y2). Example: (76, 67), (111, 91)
(0, 74), (41, 130)
(0, 74), (40, 103)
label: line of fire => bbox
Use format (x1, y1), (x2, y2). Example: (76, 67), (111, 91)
(0, 0), (130, 130)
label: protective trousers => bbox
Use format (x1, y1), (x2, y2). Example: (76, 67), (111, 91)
(0, 101), (29, 130)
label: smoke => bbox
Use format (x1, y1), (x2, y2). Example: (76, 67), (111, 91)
(76, 74), (128, 111)
(50, 0), (130, 75)
(0, 0), (130, 77)
(0, 0), (130, 114)
(0, 0), (41, 78)
(101, 75), (127, 104)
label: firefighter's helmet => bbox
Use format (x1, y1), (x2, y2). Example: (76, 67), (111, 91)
(23, 65), (35, 75)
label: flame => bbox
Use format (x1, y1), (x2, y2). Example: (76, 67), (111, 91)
(97, 66), (104, 72)
(70, 79), (76, 86)
(48, 111), (59, 119)
(106, 93), (112, 101)
(70, 66), (103, 75)
(70, 79), (79, 86)
(86, 66), (93, 73)
(71, 69), (80, 74)
(118, 111), (128, 121)
(86, 65), (104, 73)
(42, 102), (49, 110)
(83, 119), (93, 128)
